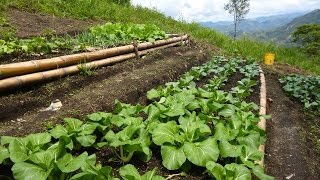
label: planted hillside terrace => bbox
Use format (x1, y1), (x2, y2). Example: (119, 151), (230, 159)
(0, 23), (168, 64)
(0, 56), (273, 180)
(279, 74), (320, 109)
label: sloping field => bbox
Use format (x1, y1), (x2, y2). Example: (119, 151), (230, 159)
(0, 4), (319, 180)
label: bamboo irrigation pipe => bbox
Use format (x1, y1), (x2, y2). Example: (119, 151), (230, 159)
(0, 41), (183, 92)
(0, 35), (188, 79)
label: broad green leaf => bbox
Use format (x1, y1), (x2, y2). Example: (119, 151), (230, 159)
(70, 172), (95, 180)
(225, 163), (251, 180)
(0, 145), (9, 164)
(144, 104), (160, 122)
(79, 124), (97, 136)
(186, 101), (201, 111)
(142, 169), (165, 180)
(12, 162), (51, 180)
(1, 136), (16, 145)
(206, 161), (226, 180)
(26, 133), (51, 148)
(9, 139), (29, 163)
(57, 152), (88, 173)
(178, 114), (211, 142)
(86, 112), (103, 121)
(161, 145), (186, 170)
(147, 89), (160, 100)
(50, 125), (68, 139)
(119, 164), (141, 180)
(164, 103), (185, 117)
(252, 165), (274, 180)
(218, 105), (236, 117)
(219, 139), (242, 158)
(183, 138), (219, 166)
(47, 137), (68, 159)
(65, 118), (83, 132)
(241, 145), (263, 161)
(237, 132), (261, 149)
(151, 121), (179, 146)
(29, 150), (55, 170)
(100, 166), (116, 179)
(213, 123), (229, 141)
(76, 135), (96, 147)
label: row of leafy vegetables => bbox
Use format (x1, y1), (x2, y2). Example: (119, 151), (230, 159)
(0, 23), (168, 57)
(279, 74), (320, 109)
(0, 56), (274, 180)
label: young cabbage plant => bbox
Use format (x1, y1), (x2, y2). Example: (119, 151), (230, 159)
(104, 123), (152, 163)
(69, 154), (118, 180)
(50, 118), (98, 150)
(150, 113), (219, 170)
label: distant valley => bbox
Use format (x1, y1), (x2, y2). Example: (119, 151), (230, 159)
(199, 9), (320, 45)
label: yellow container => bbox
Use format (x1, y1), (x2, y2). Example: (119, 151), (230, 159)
(264, 53), (275, 65)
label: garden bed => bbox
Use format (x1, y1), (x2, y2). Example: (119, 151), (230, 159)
(0, 55), (269, 179)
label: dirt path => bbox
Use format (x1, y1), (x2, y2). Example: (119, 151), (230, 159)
(0, 45), (211, 136)
(264, 69), (319, 179)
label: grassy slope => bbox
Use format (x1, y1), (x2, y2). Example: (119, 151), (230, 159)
(1, 0), (319, 75)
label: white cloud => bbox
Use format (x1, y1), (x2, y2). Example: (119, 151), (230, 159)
(131, 0), (320, 22)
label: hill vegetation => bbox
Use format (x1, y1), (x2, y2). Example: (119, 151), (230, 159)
(0, 0), (319, 75)
(254, 9), (320, 44)
(200, 12), (305, 35)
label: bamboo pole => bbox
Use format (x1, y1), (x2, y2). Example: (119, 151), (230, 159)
(0, 35), (188, 79)
(0, 41), (183, 92)
(258, 69), (267, 166)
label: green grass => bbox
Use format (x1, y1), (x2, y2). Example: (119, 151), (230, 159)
(1, 0), (320, 75)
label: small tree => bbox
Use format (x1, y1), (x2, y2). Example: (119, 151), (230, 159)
(224, 0), (250, 39)
(292, 24), (320, 56)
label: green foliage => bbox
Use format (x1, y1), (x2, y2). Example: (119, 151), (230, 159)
(279, 74), (320, 109)
(90, 23), (168, 43)
(119, 164), (164, 180)
(0, 0), (319, 74)
(0, 23), (167, 57)
(0, 56), (272, 179)
(292, 24), (320, 56)
(77, 63), (96, 76)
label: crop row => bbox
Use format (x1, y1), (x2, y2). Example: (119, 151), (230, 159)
(0, 23), (168, 57)
(279, 74), (320, 109)
(0, 56), (273, 180)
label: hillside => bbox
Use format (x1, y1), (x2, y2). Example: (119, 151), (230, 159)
(0, 1), (319, 75)
(0, 1), (320, 180)
(200, 12), (305, 35)
(252, 9), (320, 44)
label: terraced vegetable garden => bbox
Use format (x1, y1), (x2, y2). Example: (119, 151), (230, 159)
(0, 55), (274, 179)
(1, 10), (320, 179)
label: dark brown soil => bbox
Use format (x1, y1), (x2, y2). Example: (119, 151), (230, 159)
(5, 8), (100, 38)
(263, 65), (320, 179)
(0, 45), (211, 136)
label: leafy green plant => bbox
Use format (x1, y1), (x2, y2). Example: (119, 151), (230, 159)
(150, 113), (218, 170)
(50, 118), (98, 149)
(119, 164), (164, 180)
(279, 74), (320, 109)
(77, 63), (96, 76)
(90, 23), (168, 43)
(231, 78), (257, 100)
(0, 56), (273, 179)
(104, 123), (152, 163)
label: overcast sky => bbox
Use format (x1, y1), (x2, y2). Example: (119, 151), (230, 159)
(131, 0), (319, 22)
